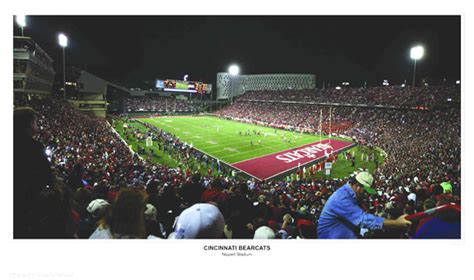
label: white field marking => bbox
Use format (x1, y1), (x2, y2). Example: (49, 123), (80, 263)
(187, 131), (316, 146)
(208, 138), (301, 155)
(194, 136), (320, 156)
(146, 117), (331, 161)
(183, 131), (191, 134)
(217, 146), (282, 161)
(173, 128), (181, 131)
(201, 136), (318, 152)
(206, 140), (218, 145)
(218, 140), (338, 163)
(265, 142), (356, 181)
(164, 120), (173, 122)
(223, 147), (239, 152)
(150, 119), (298, 144)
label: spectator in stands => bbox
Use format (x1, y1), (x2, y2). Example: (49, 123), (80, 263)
(253, 226), (276, 239)
(78, 198), (110, 239)
(89, 188), (148, 239)
(317, 172), (412, 239)
(155, 183), (182, 236)
(14, 90), (460, 239)
(26, 176), (75, 238)
(225, 183), (255, 239)
(169, 203), (225, 239)
(298, 222), (317, 239)
(144, 203), (165, 238)
(201, 178), (228, 209)
(414, 195), (460, 239)
(14, 107), (54, 238)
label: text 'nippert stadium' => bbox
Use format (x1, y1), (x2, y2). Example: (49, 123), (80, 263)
(13, 16), (461, 240)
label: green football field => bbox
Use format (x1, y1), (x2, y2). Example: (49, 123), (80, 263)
(114, 115), (384, 179)
(141, 116), (332, 164)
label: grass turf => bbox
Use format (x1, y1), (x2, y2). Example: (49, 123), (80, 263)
(142, 116), (338, 163)
(114, 116), (384, 179)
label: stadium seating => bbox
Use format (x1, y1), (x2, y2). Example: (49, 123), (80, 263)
(13, 84), (460, 238)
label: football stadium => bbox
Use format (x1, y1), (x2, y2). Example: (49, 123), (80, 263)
(13, 15), (461, 240)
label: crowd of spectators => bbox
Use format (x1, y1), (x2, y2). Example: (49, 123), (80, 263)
(14, 87), (460, 239)
(238, 85), (459, 109)
(124, 96), (194, 113)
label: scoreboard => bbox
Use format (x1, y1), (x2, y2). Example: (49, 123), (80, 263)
(156, 79), (211, 94)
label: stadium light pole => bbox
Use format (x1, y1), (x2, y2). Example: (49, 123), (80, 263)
(228, 64), (240, 104)
(16, 15), (26, 36)
(410, 45), (424, 87)
(58, 33), (68, 99)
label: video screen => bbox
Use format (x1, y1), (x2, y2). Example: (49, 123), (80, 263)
(156, 79), (211, 94)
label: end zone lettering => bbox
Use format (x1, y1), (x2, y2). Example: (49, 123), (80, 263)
(232, 139), (354, 180)
(276, 143), (333, 163)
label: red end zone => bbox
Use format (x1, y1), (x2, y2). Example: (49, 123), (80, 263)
(231, 139), (355, 181)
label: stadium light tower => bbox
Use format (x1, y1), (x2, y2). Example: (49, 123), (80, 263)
(410, 45), (424, 87)
(16, 15), (26, 36)
(228, 64), (240, 104)
(58, 33), (68, 99)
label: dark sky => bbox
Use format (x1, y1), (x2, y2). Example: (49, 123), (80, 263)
(16, 16), (460, 88)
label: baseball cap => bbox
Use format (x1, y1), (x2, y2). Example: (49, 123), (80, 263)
(86, 199), (110, 217)
(171, 203), (224, 239)
(355, 172), (376, 195)
(254, 226), (276, 239)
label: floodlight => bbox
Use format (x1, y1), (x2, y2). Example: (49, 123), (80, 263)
(228, 64), (240, 76)
(58, 33), (68, 47)
(410, 45), (424, 60)
(456, 80), (460, 85)
(16, 15), (26, 28)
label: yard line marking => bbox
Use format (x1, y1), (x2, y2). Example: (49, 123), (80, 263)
(142, 117), (348, 166)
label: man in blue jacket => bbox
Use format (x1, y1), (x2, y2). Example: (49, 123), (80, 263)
(317, 172), (411, 239)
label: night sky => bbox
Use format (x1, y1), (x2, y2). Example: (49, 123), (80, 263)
(16, 16), (460, 88)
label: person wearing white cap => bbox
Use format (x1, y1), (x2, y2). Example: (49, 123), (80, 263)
(169, 203), (225, 239)
(254, 226), (276, 239)
(144, 204), (165, 238)
(317, 172), (412, 239)
(78, 199), (111, 238)
(87, 199), (110, 218)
